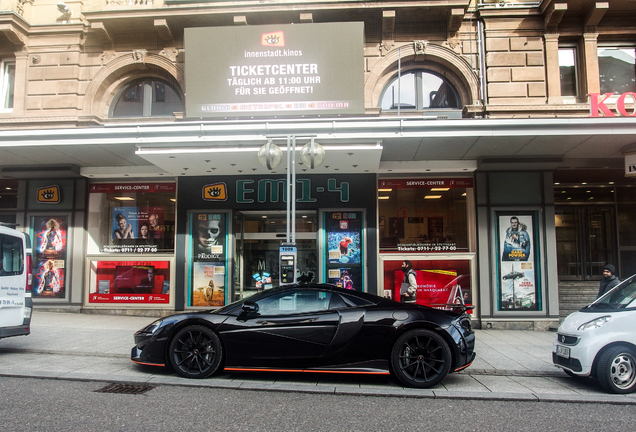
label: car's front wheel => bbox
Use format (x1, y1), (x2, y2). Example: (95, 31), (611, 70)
(391, 329), (452, 388)
(169, 325), (223, 379)
(596, 345), (636, 394)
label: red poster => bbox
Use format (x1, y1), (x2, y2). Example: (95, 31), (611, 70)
(394, 269), (459, 308)
(89, 260), (170, 304)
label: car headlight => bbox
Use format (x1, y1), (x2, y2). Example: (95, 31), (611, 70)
(140, 319), (163, 334)
(577, 315), (611, 331)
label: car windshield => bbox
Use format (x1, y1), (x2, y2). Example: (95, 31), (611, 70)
(589, 276), (636, 310)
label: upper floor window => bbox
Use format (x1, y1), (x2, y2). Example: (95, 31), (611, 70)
(110, 78), (183, 118)
(379, 70), (461, 111)
(559, 47), (578, 98)
(598, 47), (636, 94)
(0, 60), (15, 111)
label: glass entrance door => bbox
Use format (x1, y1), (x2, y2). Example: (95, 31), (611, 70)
(555, 206), (616, 280)
(234, 211), (318, 299)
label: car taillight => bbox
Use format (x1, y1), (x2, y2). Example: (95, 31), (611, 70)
(26, 253), (33, 292)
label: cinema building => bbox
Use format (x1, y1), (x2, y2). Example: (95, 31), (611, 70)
(1, 0), (636, 329)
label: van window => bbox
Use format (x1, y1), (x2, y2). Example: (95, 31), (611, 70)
(0, 233), (24, 276)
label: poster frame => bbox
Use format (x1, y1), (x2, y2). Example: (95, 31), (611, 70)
(186, 210), (232, 308)
(493, 209), (544, 314)
(27, 212), (72, 303)
(319, 208), (367, 292)
(84, 257), (175, 308)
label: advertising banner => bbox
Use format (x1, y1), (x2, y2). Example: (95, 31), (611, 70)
(496, 213), (540, 311)
(393, 269), (461, 309)
(89, 260), (170, 304)
(32, 216), (68, 299)
(185, 22), (365, 117)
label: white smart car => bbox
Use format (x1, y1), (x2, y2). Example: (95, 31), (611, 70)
(553, 275), (636, 393)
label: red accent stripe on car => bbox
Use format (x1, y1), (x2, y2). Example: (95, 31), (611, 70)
(454, 361), (473, 372)
(225, 367), (390, 375)
(131, 360), (165, 367)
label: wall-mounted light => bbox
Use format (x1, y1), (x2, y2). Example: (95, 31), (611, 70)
(257, 139), (283, 170)
(57, 2), (72, 23)
(299, 138), (325, 169)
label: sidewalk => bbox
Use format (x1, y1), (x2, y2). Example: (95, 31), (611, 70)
(1, 312), (635, 404)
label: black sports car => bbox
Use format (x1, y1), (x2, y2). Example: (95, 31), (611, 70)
(131, 284), (476, 388)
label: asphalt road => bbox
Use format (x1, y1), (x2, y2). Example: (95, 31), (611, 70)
(3, 376), (634, 432)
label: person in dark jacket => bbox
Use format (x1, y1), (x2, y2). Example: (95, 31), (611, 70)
(597, 264), (620, 298)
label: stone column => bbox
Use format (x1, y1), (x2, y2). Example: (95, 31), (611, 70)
(581, 32), (600, 96)
(13, 51), (28, 115)
(544, 33), (562, 104)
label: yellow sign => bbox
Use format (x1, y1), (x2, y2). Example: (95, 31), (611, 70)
(202, 183), (227, 201)
(37, 185), (60, 204)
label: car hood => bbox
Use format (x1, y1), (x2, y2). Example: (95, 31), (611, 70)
(559, 310), (614, 333)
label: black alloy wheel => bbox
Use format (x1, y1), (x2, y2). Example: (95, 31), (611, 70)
(169, 325), (223, 379)
(391, 329), (452, 388)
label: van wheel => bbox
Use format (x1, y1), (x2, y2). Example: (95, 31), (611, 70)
(597, 345), (636, 394)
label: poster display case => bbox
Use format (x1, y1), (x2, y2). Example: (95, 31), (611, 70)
(31, 215), (69, 300)
(187, 211), (230, 307)
(323, 211), (364, 291)
(495, 212), (541, 311)
(88, 259), (171, 304)
(382, 258), (473, 313)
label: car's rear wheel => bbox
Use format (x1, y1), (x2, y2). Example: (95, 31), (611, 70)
(391, 329), (452, 388)
(169, 325), (223, 379)
(597, 345), (636, 394)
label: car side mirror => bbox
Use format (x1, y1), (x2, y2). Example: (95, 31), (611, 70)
(242, 301), (258, 314)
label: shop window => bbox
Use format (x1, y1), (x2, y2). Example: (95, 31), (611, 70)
(110, 78), (183, 118)
(87, 182), (176, 254)
(0, 178), (18, 209)
(379, 70), (461, 111)
(0, 60), (15, 111)
(382, 258), (473, 311)
(559, 47), (578, 98)
(598, 47), (636, 94)
(89, 260), (171, 305)
(378, 178), (471, 253)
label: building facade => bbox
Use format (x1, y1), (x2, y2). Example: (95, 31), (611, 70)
(1, 0), (636, 329)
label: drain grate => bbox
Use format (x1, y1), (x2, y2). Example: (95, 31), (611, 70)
(95, 383), (156, 395)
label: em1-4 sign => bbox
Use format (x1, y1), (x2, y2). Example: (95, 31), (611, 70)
(589, 92), (636, 117)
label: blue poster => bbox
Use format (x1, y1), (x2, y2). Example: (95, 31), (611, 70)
(112, 207), (140, 240)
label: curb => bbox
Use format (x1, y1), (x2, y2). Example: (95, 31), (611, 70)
(2, 370), (636, 404)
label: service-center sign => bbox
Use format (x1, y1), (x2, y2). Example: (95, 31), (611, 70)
(185, 22), (365, 117)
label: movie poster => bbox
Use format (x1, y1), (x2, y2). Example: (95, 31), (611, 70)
(112, 207), (140, 240)
(497, 213), (539, 311)
(192, 261), (226, 307)
(324, 211), (363, 291)
(32, 216), (68, 299)
(190, 213), (228, 306)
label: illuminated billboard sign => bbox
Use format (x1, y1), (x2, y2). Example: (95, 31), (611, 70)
(185, 22), (365, 117)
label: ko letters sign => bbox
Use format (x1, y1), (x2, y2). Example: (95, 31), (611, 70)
(589, 92), (636, 117)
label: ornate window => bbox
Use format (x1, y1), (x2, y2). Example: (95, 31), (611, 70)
(379, 70), (461, 111)
(0, 60), (15, 111)
(110, 78), (183, 118)
(598, 47), (636, 94)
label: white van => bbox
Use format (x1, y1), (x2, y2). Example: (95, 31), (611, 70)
(0, 224), (33, 340)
